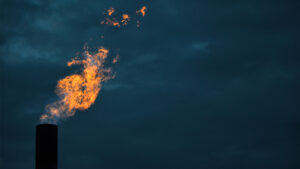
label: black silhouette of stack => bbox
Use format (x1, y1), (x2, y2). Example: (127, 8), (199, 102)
(36, 124), (57, 169)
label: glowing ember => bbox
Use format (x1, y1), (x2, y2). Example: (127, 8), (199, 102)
(40, 47), (113, 123)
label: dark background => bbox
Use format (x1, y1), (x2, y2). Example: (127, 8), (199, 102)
(1, 0), (300, 168)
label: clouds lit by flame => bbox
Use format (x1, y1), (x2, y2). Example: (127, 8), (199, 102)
(40, 47), (116, 124)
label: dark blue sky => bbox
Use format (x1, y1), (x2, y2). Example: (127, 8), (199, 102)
(1, 0), (300, 168)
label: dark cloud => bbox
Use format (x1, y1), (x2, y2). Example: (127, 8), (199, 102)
(1, 0), (300, 169)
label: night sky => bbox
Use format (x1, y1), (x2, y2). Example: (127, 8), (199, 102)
(1, 0), (300, 169)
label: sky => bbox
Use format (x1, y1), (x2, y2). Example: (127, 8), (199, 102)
(0, 0), (300, 168)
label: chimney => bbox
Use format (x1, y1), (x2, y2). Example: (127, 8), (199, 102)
(36, 124), (58, 169)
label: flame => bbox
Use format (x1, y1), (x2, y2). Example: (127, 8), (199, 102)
(112, 55), (119, 64)
(41, 5), (148, 124)
(101, 6), (147, 27)
(101, 18), (120, 27)
(107, 8), (115, 16)
(136, 6), (147, 17)
(40, 47), (113, 123)
(121, 14), (130, 25)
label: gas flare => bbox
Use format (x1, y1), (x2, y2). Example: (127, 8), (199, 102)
(40, 47), (114, 124)
(40, 5), (147, 124)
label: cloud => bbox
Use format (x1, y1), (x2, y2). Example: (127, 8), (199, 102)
(103, 83), (134, 91)
(2, 37), (62, 63)
(33, 13), (65, 33)
(1, 0), (300, 169)
(191, 41), (210, 52)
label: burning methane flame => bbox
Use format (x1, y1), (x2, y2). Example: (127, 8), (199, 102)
(101, 6), (147, 27)
(40, 46), (116, 124)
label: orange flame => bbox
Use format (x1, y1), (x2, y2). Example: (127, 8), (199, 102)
(101, 6), (147, 27)
(112, 54), (119, 64)
(136, 6), (147, 17)
(101, 18), (120, 27)
(41, 5), (148, 123)
(121, 14), (130, 25)
(107, 8), (115, 16)
(40, 47), (113, 123)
